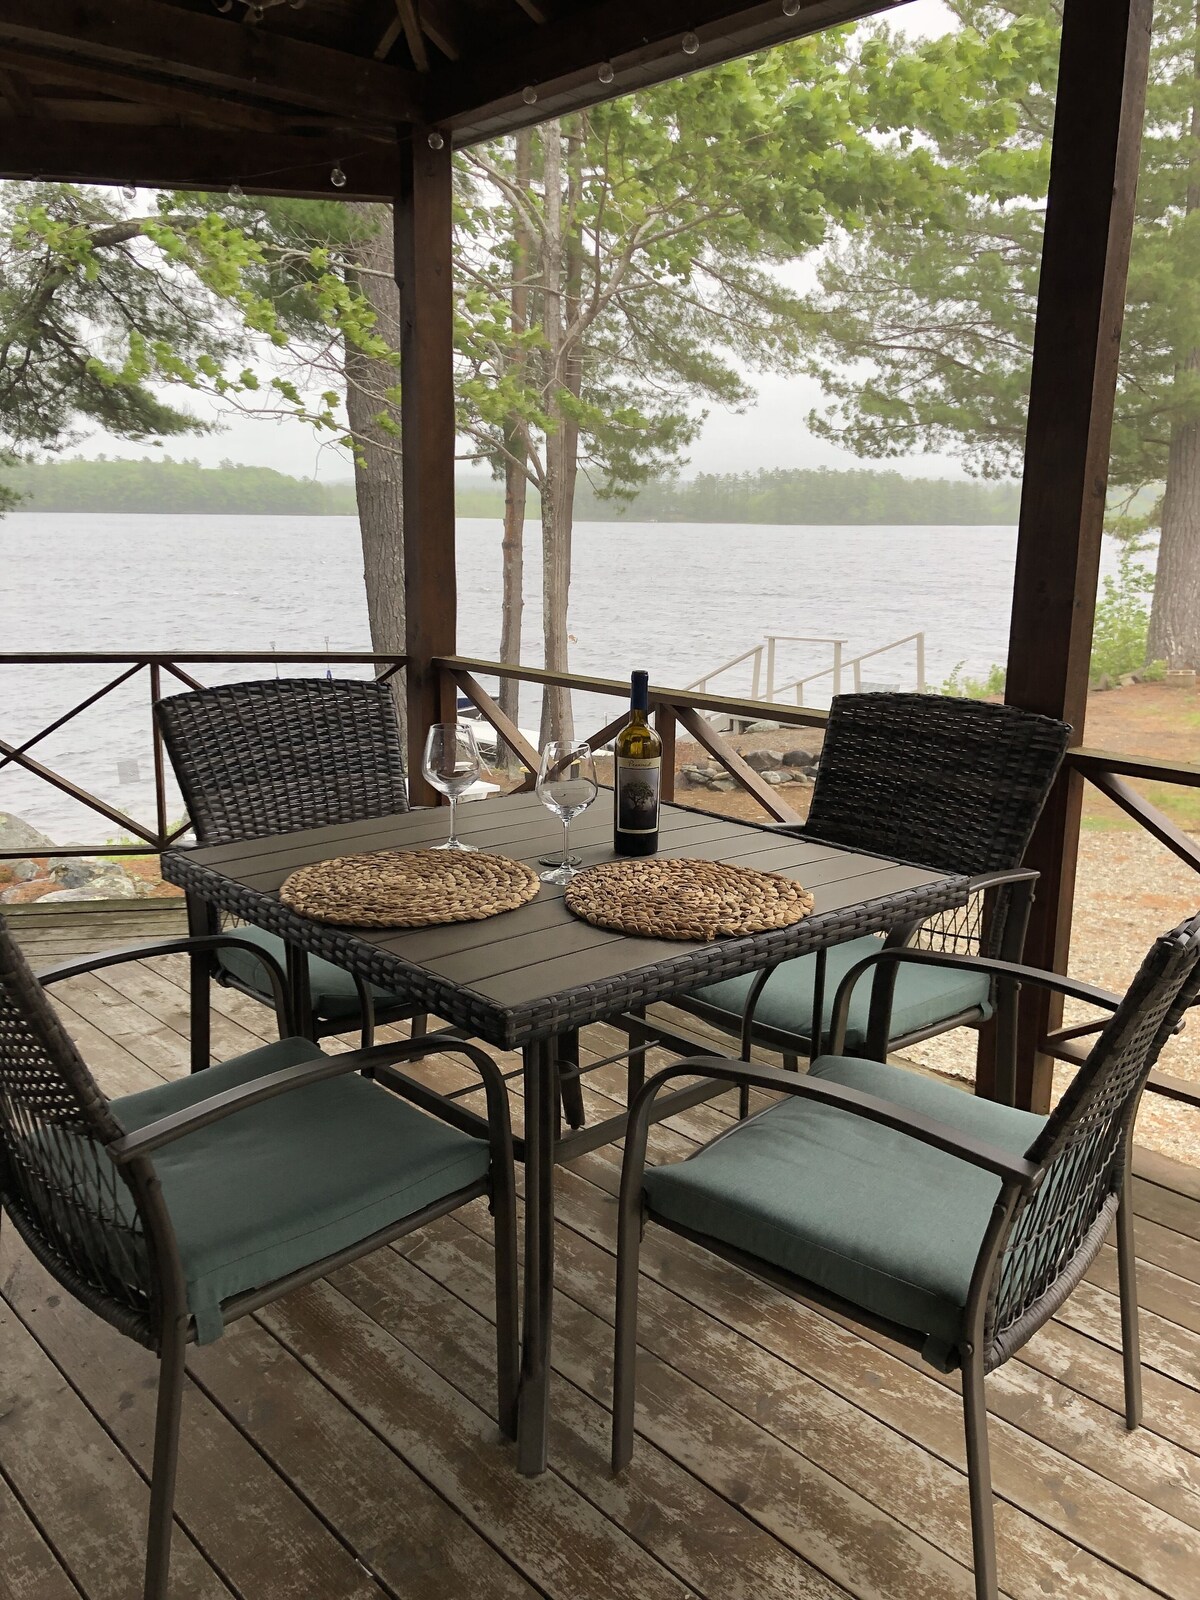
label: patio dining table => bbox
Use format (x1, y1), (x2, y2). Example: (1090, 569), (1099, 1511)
(162, 790), (971, 1475)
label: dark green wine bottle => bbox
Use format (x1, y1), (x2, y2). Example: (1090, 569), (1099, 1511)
(614, 670), (662, 856)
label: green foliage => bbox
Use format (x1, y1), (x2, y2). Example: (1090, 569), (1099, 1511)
(4, 455), (357, 515)
(0, 184), (400, 484)
(799, 1), (1200, 498)
(575, 467), (1020, 524)
(1089, 547), (1158, 683)
(940, 550), (1164, 696)
(940, 661), (1008, 699)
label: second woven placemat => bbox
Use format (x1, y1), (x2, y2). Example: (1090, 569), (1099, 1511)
(564, 858), (815, 941)
(280, 848), (540, 928)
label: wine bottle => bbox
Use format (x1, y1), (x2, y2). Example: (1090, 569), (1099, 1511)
(613, 669), (662, 856)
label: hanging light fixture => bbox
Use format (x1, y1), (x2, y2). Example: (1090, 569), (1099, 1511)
(782, 0), (801, 15)
(598, 62), (615, 85)
(330, 163), (347, 188)
(427, 130), (445, 150)
(228, 182), (245, 200)
(522, 85), (538, 104)
(120, 184), (137, 202)
(681, 31), (700, 55)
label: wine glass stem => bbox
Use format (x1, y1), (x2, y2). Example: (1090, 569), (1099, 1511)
(561, 816), (571, 870)
(447, 795), (458, 847)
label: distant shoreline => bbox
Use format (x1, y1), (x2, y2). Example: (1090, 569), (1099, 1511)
(2, 458), (1025, 525)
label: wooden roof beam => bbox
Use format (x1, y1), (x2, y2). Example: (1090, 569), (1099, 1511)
(0, 46), (336, 136)
(0, 0), (422, 128)
(431, 0), (906, 140)
(0, 121), (403, 199)
(375, 0), (461, 65)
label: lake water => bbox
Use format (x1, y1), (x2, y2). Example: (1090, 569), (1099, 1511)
(0, 512), (1126, 842)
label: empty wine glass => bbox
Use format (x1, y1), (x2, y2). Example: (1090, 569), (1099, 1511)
(422, 722), (482, 851)
(536, 741), (598, 884)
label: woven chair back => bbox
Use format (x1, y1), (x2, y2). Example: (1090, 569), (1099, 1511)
(0, 917), (153, 1335)
(156, 677), (409, 846)
(987, 913), (1200, 1363)
(804, 693), (1070, 876)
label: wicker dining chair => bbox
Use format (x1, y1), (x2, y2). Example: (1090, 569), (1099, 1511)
(0, 914), (518, 1600)
(612, 912), (1200, 1600)
(155, 676), (424, 1055)
(673, 693), (1071, 1102)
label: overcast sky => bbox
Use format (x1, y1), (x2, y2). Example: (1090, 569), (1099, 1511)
(72, 0), (962, 484)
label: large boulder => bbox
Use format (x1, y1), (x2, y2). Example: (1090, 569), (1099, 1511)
(782, 748), (816, 769)
(743, 748), (778, 772)
(0, 880), (58, 905)
(0, 814), (55, 854)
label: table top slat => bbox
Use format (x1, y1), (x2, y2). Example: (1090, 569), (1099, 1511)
(164, 793), (969, 1047)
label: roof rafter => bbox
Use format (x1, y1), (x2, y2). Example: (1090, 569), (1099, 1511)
(0, 0), (422, 128)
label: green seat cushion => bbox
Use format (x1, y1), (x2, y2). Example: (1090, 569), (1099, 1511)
(691, 936), (993, 1051)
(217, 925), (413, 1021)
(643, 1056), (1045, 1368)
(112, 1038), (489, 1344)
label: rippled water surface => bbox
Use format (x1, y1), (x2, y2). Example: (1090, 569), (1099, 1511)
(2, 512), (1122, 840)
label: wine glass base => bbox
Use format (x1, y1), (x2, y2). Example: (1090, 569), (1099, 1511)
(431, 838), (478, 852)
(539, 862), (579, 885)
(537, 852), (582, 868)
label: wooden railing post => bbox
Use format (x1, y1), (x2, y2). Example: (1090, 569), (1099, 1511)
(654, 705), (676, 803)
(1001, 0), (1151, 1111)
(395, 128), (457, 804)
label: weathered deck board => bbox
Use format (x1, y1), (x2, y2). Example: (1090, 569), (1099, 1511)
(2, 904), (1199, 1600)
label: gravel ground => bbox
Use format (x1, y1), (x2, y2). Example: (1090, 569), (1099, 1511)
(901, 829), (1200, 1167)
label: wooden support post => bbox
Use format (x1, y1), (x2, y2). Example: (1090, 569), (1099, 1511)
(655, 705), (677, 803)
(1001, 0), (1151, 1110)
(395, 129), (458, 804)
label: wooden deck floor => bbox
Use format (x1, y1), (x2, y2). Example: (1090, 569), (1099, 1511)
(4, 902), (1200, 1600)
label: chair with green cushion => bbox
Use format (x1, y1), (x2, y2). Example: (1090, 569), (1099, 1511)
(154, 676), (429, 1057)
(672, 693), (1071, 1101)
(0, 915), (518, 1600)
(612, 914), (1200, 1600)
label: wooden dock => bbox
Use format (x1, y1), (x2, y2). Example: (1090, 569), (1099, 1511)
(3, 903), (1199, 1600)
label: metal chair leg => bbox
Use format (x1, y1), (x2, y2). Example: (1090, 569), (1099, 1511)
(1116, 1172), (1143, 1430)
(557, 1029), (586, 1131)
(143, 1319), (188, 1600)
(962, 1350), (998, 1600)
(611, 1191), (645, 1473)
(491, 1160), (520, 1443)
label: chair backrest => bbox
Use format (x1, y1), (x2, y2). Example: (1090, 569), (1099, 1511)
(156, 676), (409, 846)
(803, 693), (1070, 877)
(0, 917), (154, 1338)
(987, 913), (1200, 1363)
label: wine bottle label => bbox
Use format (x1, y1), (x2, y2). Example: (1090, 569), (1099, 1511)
(616, 756), (661, 834)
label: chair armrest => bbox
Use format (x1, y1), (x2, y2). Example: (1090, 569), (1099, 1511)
(37, 934), (289, 1021)
(621, 1056), (1040, 1193)
(827, 946), (1121, 1056)
(108, 1033), (512, 1165)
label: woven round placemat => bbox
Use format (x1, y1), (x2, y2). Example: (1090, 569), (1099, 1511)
(564, 858), (815, 941)
(279, 848), (541, 928)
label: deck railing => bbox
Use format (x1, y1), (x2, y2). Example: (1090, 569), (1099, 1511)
(0, 652), (406, 857)
(3, 650), (1197, 1110)
(683, 632), (926, 708)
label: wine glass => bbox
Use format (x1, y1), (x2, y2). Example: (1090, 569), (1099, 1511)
(536, 741), (597, 884)
(422, 722), (482, 851)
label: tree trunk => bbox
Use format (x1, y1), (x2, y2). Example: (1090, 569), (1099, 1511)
(344, 201), (407, 749)
(1148, 369), (1200, 667)
(498, 129), (533, 765)
(1147, 9), (1200, 669)
(538, 122), (574, 745)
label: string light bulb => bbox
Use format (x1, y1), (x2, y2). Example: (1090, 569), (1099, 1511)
(249, 3), (264, 19)
(681, 31), (700, 55)
(427, 130), (445, 150)
(598, 62), (615, 84)
(228, 182), (244, 200)
(121, 184), (137, 202)
(330, 163), (347, 188)
(522, 85), (538, 104)
(215, 0), (233, 11)
(782, 0), (801, 13)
